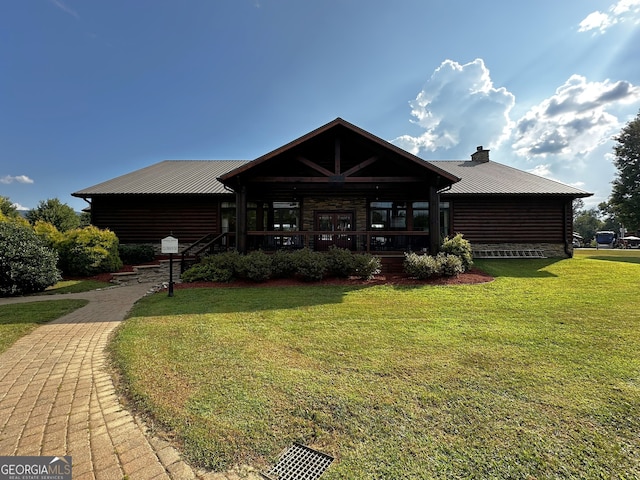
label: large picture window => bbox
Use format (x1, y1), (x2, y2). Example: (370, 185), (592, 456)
(370, 202), (407, 230)
(272, 202), (300, 231)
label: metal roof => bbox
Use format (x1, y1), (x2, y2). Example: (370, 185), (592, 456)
(72, 160), (248, 197)
(73, 159), (592, 199)
(431, 160), (592, 197)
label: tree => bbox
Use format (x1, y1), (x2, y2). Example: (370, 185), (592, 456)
(573, 208), (603, 245)
(26, 198), (80, 232)
(0, 196), (19, 218)
(609, 111), (640, 232)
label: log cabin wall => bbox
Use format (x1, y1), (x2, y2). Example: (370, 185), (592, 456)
(447, 195), (572, 255)
(90, 194), (226, 244)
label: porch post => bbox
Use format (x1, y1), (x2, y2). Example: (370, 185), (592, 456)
(236, 186), (247, 254)
(429, 185), (440, 254)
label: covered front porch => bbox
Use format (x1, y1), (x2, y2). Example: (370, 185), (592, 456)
(217, 118), (459, 256)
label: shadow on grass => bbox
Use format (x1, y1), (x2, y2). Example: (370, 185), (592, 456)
(587, 255), (640, 265)
(472, 258), (562, 278)
(130, 284), (375, 317)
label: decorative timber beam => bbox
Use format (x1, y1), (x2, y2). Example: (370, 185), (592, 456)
(249, 176), (425, 183)
(296, 156), (334, 177)
(342, 156), (378, 177)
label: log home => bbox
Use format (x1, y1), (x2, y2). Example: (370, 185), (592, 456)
(73, 118), (591, 258)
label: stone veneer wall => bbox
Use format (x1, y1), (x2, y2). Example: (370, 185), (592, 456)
(302, 197), (368, 250)
(471, 243), (570, 258)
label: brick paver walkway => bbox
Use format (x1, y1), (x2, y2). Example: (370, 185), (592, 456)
(0, 285), (260, 480)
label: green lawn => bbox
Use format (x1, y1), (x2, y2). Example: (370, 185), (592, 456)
(0, 299), (89, 354)
(112, 249), (640, 478)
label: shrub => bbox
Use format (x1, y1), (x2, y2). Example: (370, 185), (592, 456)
(292, 248), (327, 282)
(0, 222), (61, 296)
(58, 226), (123, 276)
(352, 253), (382, 280)
(237, 250), (273, 282)
(271, 250), (297, 278)
(33, 220), (63, 250)
(119, 244), (156, 265)
(326, 246), (356, 278)
(181, 251), (241, 283)
(436, 252), (464, 277)
(181, 263), (234, 283)
(403, 252), (439, 279)
(441, 233), (473, 272)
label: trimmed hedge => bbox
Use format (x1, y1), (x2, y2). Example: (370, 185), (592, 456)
(181, 248), (382, 283)
(119, 244), (156, 265)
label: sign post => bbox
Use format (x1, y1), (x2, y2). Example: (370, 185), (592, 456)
(161, 235), (179, 297)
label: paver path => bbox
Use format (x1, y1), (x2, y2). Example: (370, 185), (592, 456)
(0, 284), (259, 480)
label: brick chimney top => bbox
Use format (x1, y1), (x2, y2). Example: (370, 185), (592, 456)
(471, 146), (489, 163)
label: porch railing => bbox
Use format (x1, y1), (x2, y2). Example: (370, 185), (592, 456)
(246, 230), (431, 253)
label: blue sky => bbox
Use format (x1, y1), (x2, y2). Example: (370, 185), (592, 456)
(2, 0), (639, 212)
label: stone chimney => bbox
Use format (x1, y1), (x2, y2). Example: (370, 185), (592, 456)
(471, 146), (489, 163)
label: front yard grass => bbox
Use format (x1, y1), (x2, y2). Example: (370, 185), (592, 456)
(0, 299), (89, 354)
(112, 249), (640, 478)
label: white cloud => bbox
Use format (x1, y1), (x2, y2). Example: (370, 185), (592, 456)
(12, 202), (29, 211)
(0, 174), (34, 184)
(579, 0), (640, 33)
(511, 75), (640, 160)
(392, 59), (515, 155)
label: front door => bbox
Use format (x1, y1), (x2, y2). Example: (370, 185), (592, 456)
(315, 211), (354, 251)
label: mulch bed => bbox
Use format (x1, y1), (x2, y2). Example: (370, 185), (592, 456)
(88, 268), (493, 289)
(172, 267), (494, 289)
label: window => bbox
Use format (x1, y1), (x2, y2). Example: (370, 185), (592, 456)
(369, 202), (406, 230)
(412, 202), (429, 231)
(221, 202), (236, 234)
(272, 202), (300, 231)
(440, 202), (450, 239)
(222, 202), (267, 231)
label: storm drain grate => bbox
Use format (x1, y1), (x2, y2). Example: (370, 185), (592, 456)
(262, 443), (333, 480)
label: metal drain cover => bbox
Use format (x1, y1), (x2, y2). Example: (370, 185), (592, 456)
(262, 443), (334, 480)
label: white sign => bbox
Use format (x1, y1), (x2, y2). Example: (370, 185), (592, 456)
(161, 235), (179, 254)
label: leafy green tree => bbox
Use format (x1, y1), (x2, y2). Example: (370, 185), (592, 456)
(0, 196), (19, 218)
(608, 111), (640, 232)
(573, 208), (603, 244)
(26, 198), (80, 232)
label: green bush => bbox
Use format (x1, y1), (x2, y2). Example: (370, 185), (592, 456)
(181, 263), (234, 283)
(33, 220), (63, 250)
(352, 253), (382, 280)
(326, 246), (356, 278)
(119, 244), (156, 265)
(403, 252), (439, 279)
(292, 248), (327, 282)
(181, 251), (241, 283)
(58, 226), (123, 277)
(0, 222), (61, 296)
(271, 250), (297, 278)
(441, 233), (473, 272)
(436, 252), (464, 277)
(237, 250), (273, 282)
